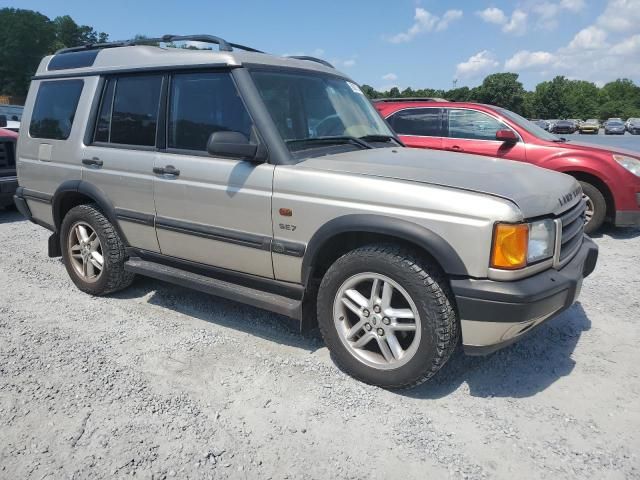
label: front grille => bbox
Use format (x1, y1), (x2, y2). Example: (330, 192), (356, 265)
(0, 141), (15, 169)
(558, 199), (586, 265)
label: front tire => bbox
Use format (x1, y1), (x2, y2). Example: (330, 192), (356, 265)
(317, 245), (459, 389)
(60, 204), (134, 295)
(580, 181), (607, 234)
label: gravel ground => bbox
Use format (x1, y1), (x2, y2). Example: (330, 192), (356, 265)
(0, 208), (639, 479)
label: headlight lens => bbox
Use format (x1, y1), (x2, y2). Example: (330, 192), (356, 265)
(527, 219), (556, 263)
(614, 154), (640, 177)
(491, 220), (556, 270)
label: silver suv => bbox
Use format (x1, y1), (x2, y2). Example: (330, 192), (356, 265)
(14, 35), (598, 388)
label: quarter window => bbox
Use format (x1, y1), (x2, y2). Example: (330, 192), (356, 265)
(387, 108), (443, 137)
(93, 75), (162, 146)
(168, 72), (253, 151)
(29, 80), (84, 140)
(447, 109), (510, 141)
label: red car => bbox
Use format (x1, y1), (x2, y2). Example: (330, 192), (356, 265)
(374, 99), (640, 233)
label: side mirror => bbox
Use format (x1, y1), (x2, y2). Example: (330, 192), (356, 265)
(206, 131), (264, 161)
(0, 115), (6, 128)
(496, 129), (518, 143)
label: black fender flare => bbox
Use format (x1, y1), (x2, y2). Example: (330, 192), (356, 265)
(301, 214), (468, 284)
(51, 180), (129, 245)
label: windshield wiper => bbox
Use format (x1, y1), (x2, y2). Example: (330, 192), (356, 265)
(286, 136), (373, 150)
(358, 134), (402, 145)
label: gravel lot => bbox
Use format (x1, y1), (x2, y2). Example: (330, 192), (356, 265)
(1, 208), (639, 479)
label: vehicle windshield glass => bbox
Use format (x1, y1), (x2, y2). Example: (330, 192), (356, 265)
(251, 70), (394, 154)
(495, 107), (560, 141)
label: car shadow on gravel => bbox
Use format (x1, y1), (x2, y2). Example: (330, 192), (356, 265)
(402, 303), (591, 399)
(590, 225), (640, 240)
(0, 207), (24, 224)
(112, 276), (325, 353)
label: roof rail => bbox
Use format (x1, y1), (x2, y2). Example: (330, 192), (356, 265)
(372, 97), (450, 103)
(287, 56), (334, 69)
(55, 34), (263, 55)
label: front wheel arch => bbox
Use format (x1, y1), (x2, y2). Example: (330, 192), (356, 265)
(563, 171), (615, 221)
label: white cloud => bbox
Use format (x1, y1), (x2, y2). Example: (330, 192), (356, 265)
(386, 7), (463, 43)
(560, 0), (586, 12)
(455, 50), (500, 79)
(382, 73), (398, 81)
(609, 34), (640, 55)
(597, 0), (640, 32)
(476, 7), (507, 24)
(503, 9), (528, 35)
(505, 50), (556, 70)
(567, 26), (608, 50)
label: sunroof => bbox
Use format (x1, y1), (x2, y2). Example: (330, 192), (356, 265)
(48, 50), (99, 71)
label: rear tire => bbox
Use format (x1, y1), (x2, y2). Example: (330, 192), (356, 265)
(317, 244), (459, 389)
(60, 204), (134, 295)
(580, 181), (607, 234)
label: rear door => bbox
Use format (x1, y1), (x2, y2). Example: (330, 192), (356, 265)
(153, 71), (274, 278)
(82, 74), (162, 252)
(442, 108), (526, 161)
(386, 107), (445, 150)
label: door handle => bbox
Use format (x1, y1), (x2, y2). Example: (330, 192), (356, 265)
(449, 145), (463, 151)
(153, 165), (180, 176)
(82, 157), (103, 167)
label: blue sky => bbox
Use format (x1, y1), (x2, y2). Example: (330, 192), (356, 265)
(4, 0), (639, 90)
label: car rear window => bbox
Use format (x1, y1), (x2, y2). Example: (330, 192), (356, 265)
(29, 80), (84, 140)
(387, 108), (444, 137)
(93, 75), (163, 146)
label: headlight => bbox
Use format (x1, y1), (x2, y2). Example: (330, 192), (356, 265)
(614, 154), (640, 177)
(491, 219), (556, 270)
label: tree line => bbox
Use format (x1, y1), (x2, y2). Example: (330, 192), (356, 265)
(362, 73), (640, 121)
(1, 7), (639, 121)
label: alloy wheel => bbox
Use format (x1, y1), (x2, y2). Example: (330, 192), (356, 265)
(68, 221), (104, 282)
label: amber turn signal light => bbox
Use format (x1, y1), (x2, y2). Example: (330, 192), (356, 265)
(491, 223), (529, 270)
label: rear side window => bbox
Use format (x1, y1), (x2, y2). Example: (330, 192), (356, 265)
(29, 80), (84, 140)
(168, 72), (253, 151)
(93, 75), (162, 146)
(387, 108), (443, 137)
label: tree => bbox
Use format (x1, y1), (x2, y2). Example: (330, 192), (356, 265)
(0, 8), (55, 96)
(52, 15), (108, 51)
(474, 73), (526, 113)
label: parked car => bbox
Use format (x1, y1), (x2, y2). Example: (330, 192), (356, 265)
(604, 120), (626, 135)
(375, 100), (640, 232)
(0, 104), (23, 132)
(533, 119), (549, 130)
(14, 34), (598, 388)
(579, 119), (600, 134)
(0, 127), (18, 209)
(625, 118), (640, 134)
(550, 120), (576, 134)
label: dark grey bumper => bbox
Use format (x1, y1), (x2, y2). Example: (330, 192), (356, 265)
(0, 176), (18, 208)
(452, 237), (598, 355)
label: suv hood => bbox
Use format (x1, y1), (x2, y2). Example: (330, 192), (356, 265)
(298, 147), (580, 218)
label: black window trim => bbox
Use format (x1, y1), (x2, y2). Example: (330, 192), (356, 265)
(28, 78), (85, 141)
(386, 106), (446, 139)
(443, 107), (523, 143)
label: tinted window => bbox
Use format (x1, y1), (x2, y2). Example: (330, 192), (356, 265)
(106, 75), (162, 146)
(447, 109), (508, 140)
(387, 108), (443, 137)
(168, 72), (253, 151)
(29, 80), (83, 140)
(93, 79), (115, 143)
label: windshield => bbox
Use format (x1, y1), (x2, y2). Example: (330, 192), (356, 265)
(495, 107), (560, 141)
(251, 70), (394, 153)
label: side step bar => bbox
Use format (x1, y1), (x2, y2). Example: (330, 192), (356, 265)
(124, 257), (302, 320)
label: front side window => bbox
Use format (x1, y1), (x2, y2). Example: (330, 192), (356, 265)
(168, 72), (253, 151)
(29, 80), (83, 140)
(251, 70), (393, 153)
(387, 108), (443, 137)
(93, 75), (162, 146)
(447, 109), (510, 141)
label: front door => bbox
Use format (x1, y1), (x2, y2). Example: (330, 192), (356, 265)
(153, 71), (274, 278)
(442, 108), (526, 161)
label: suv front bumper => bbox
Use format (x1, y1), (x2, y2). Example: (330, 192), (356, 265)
(451, 237), (598, 355)
(0, 176), (18, 208)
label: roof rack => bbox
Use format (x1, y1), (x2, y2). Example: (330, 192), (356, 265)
(287, 56), (334, 68)
(55, 34), (263, 55)
(372, 97), (449, 103)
